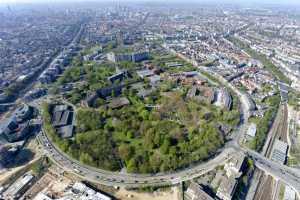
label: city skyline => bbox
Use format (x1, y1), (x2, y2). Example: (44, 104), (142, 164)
(1, 0), (300, 5)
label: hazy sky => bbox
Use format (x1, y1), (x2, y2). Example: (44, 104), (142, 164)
(1, 0), (300, 5)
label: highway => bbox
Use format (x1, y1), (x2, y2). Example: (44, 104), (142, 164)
(34, 48), (300, 197)
(35, 65), (248, 187)
(37, 128), (236, 187)
(35, 60), (252, 188)
(37, 117), (300, 194)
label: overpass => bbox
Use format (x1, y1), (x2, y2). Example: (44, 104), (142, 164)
(244, 148), (300, 196)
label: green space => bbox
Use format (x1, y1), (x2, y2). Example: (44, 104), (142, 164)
(279, 184), (285, 200)
(31, 156), (52, 177)
(43, 86), (239, 172)
(151, 54), (197, 73)
(227, 36), (291, 84)
(228, 38), (284, 152)
(288, 91), (300, 110)
(248, 93), (281, 151)
(50, 52), (196, 105)
(50, 57), (140, 105)
(43, 46), (241, 173)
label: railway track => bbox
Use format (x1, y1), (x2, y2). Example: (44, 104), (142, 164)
(253, 175), (273, 200)
(254, 103), (288, 200)
(265, 103), (288, 158)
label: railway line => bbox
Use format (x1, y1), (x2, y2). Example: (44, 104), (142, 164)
(254, 103), (289, 200)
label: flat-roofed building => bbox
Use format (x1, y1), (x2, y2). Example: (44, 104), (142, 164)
(224, 152), (245, 178)
(216, 177), (238, 200)
(14, 104), (33, 122)
(215, 88), (232, 110)
(33, 193), (53, 200)
(166, 62), (183, 67)
(3, 172), (34, 200)
(271, 139), (288, 164)
(185, 182), (214, 200)
(137, 69), (154, 79)
(52, 109), (71, 127)
(107, 51), (149, 63)
(51, 105), (74, 139)
(0, 116), (30, 143)
(246, 123), (257, 138)
(107, 70), (129, 83)
(108, 97), (130, 109)
(72, 182), (112, 200)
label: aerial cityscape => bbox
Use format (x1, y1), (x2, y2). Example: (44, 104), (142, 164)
(0, 0), (300, 200)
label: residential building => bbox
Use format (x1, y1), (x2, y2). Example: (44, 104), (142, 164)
(0, 116), (30, 143)
(51, 105), (74, 138)
(107, 70), (129, 83)
(137, 69), (155, 79)
(108, 97), (130, 109)
(216, 177), (238, 200)
(214, 88), (232, 110)
(185, 182), (214, 200)
(224, 152), (245, 178)
(107, 51), (149, 63)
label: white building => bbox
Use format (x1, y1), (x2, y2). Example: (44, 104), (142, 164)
(224, 152), (245, 178)
(33, 182), (112, 200)
(271, 139), (288, 164)
(246, 123), (257, 138)
(3, 172), (34, 200)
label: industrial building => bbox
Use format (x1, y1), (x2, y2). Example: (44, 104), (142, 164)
(3, 172), (35, 200)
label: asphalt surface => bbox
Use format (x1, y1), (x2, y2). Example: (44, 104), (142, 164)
(37, 129), (236, 187)
(34, 53), (300, 196)
(34, 65), (252, 188)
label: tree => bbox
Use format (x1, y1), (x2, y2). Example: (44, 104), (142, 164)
(80, 152), (93, 165)
(149, 153), (162, 172)
(160, 137), (171, 154)
(118, 144), (133, 161)
(127, 157), (138, 173)
(144, 129), (155, 149)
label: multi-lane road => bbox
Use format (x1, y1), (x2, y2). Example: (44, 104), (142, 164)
(35, 56), (300, 196)
(37, 129), (237, 187)
(35, 63), (252, 188)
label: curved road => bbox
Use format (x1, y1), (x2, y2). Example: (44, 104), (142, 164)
(36, 63), (300, 195)
(36, 65), (251, 186)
